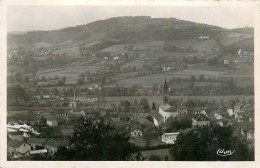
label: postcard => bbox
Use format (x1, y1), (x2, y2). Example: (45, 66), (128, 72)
(0, 0), (259, 168)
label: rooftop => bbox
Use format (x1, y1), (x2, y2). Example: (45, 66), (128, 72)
(193, 113), (210, 121)
(27, 137), (46, 145)
(159, 104), (176, 112)
(153, 113), (164, 122)
(7, 140), (27, 148)
(164, 132), (180, 136)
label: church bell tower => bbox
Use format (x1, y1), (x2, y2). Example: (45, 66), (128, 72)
(162, 78), (169, 104)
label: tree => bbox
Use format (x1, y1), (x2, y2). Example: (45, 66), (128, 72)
(77, 78), (84, 85)
(148, 155), (161, 161)
(199, 74), (205, 81)
(140, 98), (149, 109)
(120, 100), (131, 112)
(68, 117), (140, 160)
(169, 125), (253, 161)
(152, 102), (156, 110)
(146, 115), (153, 122)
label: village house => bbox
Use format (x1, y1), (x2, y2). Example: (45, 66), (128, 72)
(8, 131), (24, 141)
(44, 139), (69, 154)
(192, 111), (210, 129)
(177, 105), (188, 117)
(42, 113), (59, 126)
(153, 113), (164, 127)
(162, 132), (179, 144)
(29, 149), (48, 155)
(46, 118), (58, 127)
(227, 106), (235, 116)
(7, 141), (32, 157)
(130, 125), (143, 138)
(27, 137), (46, 150)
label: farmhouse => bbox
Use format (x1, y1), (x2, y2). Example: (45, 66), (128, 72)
(162, 132), (179, 144)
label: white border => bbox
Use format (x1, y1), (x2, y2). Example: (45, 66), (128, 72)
(0, 0), (259, 168)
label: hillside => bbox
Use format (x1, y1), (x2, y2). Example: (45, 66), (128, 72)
(8, 16), (224, 45)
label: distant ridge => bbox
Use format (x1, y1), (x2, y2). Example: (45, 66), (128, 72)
(6, 16), (254, 49)
(8, 16), (226, 45)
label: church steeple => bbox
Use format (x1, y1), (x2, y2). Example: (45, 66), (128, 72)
(163, 78), (168, 91)
(162, 78), (169, 104)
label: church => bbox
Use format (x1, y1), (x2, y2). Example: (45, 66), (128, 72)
(153, 79), (187, 127)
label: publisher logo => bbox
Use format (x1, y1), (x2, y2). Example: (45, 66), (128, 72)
(217, 149), (235, 156)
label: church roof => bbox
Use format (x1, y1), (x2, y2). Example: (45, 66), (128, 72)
(160, 104), (176, 112)
(153, 113), (164, 122)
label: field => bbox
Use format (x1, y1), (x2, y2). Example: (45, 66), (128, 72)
(218, 32), (252, 47)
(36, 66), (104, 84)
(101, 41), (165, 53)
(121, 60), (148, 69)
(53, 46), (80, 56)
(111, 69), (228, 87)
(167, 39), (219, 54)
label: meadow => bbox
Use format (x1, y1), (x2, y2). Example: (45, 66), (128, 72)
(36, 66), (104, 84)
(111, 69), (228, 87)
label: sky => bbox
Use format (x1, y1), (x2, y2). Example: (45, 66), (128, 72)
(7, 5), (255, 32)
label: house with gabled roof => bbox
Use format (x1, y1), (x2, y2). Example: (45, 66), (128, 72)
(153, 113), (164, 127)
(44, 139), (69, 154)
(162, 132), (179, 144)
(7, 141), (31, 157)
(8, 131), (24, 141)
(130, 124), (142, 138)
(27, 137), (46, 150)
(192, 111), (210, 129)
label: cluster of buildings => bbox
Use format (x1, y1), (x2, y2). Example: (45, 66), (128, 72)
(7, 122), (69, 158)
(152, 79), (255, 146)
(7, 137), (69, 158)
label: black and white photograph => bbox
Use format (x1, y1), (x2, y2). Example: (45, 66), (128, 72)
(1, 0), (260, 166)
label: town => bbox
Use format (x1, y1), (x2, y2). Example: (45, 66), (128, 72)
(7, 16), (254, 161)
